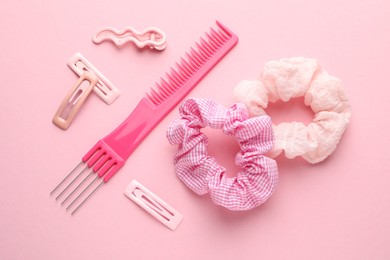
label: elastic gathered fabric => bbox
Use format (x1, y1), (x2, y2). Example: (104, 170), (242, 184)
(167, 98), (278, 211)
(234, 57), (351, 164)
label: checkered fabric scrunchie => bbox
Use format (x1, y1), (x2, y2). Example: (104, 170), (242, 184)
(166, 98), (278, 211)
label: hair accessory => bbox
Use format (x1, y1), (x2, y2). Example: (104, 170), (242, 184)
(234, 57), (351, 163)
(166, 98), (278, 211)
(52, 72), (98, 130)
(92, 26), (167, 50)
(124, 180), (183, 230)
(50, 20), (238, 215)
(67, 52), (120, 105)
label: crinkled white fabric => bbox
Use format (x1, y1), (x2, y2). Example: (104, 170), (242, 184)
(234, 57), (351, 163)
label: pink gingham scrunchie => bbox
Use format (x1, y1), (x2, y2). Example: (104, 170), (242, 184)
(166, 98), (278, 211)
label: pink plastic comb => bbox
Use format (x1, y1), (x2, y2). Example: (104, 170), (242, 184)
(50, 20), (238, 215)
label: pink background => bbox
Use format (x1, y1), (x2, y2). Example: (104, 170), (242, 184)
(1, 0), (389, 259)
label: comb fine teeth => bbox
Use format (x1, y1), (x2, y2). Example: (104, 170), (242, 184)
(146, 21), (238, 106)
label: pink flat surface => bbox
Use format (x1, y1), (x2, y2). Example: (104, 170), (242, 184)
(1, 0), (389, 259)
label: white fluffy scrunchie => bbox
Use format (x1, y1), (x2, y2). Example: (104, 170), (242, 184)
(234, 57), (351, 164)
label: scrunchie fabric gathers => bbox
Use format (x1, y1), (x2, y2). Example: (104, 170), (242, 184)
(166, 98), (278, 211)
(234, 57), (351, 164)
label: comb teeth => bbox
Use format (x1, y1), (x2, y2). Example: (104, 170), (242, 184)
(146, 22), (234, 106)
